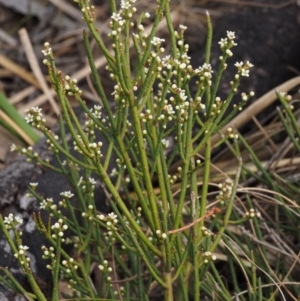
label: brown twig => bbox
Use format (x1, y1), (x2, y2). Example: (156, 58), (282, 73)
(168, 207), (220, 234)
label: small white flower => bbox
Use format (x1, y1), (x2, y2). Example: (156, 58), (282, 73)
(179, 90), (187, 101)
(164, 104), (175, 115)
(14, 216), (23, 225)
(161, 139), (170, 148)
(19, 245), (29, 252)
(227, 31), (235, 40)
(121, 0), (134, 9)
(151, 37), (165, 46)
(241, 68), (249, 77)
(198, 63), (213, 74)
(245, 61), (253, 68)
(108, 213), (118, 220)
(218, 37), (227, 48)
(10, 144), (16, 152)
(234, 61), (243, 68)
(4, 214), (14, 225)
(60, 191), (74, 199)
(88, 177), (97, 185)
(111, 12), (122, 22)
(41, 48), (52, 56)
(39, 199), (49, 210)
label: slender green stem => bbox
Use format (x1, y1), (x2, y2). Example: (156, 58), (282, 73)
(0, 216), (48, 301)
(93, 150), (161, 256)
(51, 237), (61, 301)
(191, 189), (200, 301)
(171, 104), (194, 245)
(0, 269), (36, 301)
(210, 158), (242, 252)
(133, 0), (168, 82)
(197, 140), (210, 234)
(83, 31), (117, 131)
(205, 12), (213, 64)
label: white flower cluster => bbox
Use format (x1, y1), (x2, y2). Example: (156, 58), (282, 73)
(50, 218), (68, 241)
(41, 42), (52, 66)
(40, 197), (55, 210)
(121, 0), (136, 10)
(42, 245), (55, 260)
(161, 138), (170, 149)
(194, 63), (214, 92)
(140, 109), (154, 123)
(151, 37), (165, 46)
(98, 260), (113, 282)
(84, 105), (106, 135)
(168, 173), (178, 185)
(217, 178), (234, 205)
(201, 226), (214, 237)
(62, 257), (79, 274)
(25, 107), (46, 128)
(81, 2), (96, 23)
(111, 22), (209, 131)
(88, 141), (103, 157)
(64, 75), (82, 96)
(234, 61), (254, 77)
(41, 42), (52, 56)
(60, 191), (74, 199)
(203, 251), (217, 263)
(226, 127), (238, 140)
(4, 213), (23, 229)
(196, 63), (213, 79)
(155, 229), (167, 240)
(108, 0), (139, 38)
(218, 31), (238, 57)
(90, 105), (102, 119)
(14, 245), (31, 267)
(97, 212), (118, 241)
(245, 208), (261, 219)
(72, 135), (103, 157)
(73, 135), (85, 155)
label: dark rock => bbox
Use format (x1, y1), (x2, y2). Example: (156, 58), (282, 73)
(0, 109), (116, 299)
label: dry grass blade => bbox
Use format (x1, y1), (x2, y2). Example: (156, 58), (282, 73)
(0, 110), (35, 145)
(210, 76), (300, 151)
(0, 54), (41, 89)
(9, 86), (37, 105)
(221, 234), (288, 301)
(47, 0), (86, 23)
(18, 28), (61, 116)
